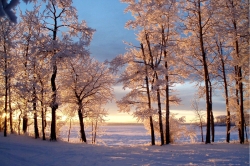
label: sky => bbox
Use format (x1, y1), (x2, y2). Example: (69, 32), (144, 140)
(19, 0), (227, 123)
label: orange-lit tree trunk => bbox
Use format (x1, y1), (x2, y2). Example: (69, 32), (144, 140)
(197, 0), (211, 144)
(141, 43), (155, 146)
(78, 104), (87, 143)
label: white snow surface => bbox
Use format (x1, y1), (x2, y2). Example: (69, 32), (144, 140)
(0, 133), (249, 166)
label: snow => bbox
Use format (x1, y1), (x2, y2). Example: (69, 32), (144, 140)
(0, 131), (249, 166)
(59, 124), (247, 145)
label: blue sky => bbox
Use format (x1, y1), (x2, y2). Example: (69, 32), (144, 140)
(74, 0), (138, 62)
(19, 0), (227, 123)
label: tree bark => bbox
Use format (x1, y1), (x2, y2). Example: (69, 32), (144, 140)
(34, 112), (39, 138)
(197, 0), (211, 144)
(218, 43), (230, 142)
(233, 19), (244, 144)
(33, 89), (39, 138)
(155, 73), (164, 145)
(78, 109), (87, 143)
(141, 43), (155, 145)
(161, 25), (170, 145)
(22, 114), (28, 133)
(92, 121), (94, 144)
(41, 106), (46, 140)
(200, 124), (204, 142)
(8, 77), (13, 133)
(4, 44), (8, 137)
(94, 120), (98, 144)
(50, 64), (58, 141)
(68, 118), (71, 142)
(208, 80), (214, 142)
(40, 81), (46, 140)
(238, 67), (244, 144)
(165, 63), (170, 145)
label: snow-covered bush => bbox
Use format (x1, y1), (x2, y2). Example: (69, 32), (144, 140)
(144, 114), (196, 143)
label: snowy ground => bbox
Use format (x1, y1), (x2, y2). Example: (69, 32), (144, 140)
(0, 132), (249, 166)
(59, 124), (247, 145)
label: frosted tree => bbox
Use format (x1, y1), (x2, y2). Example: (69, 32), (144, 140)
(115, 47), (157, 145)
(208, 33), (233, 142)
(40, 0), (94, 141)
(60, 55), (114, 142)
(121, 0), (182, 145)
(191, 99), (205, 142)
(0, 17), (16, 136)
(85, 104), (108, 144)
(179, 0), (219, 144)
(216, 0), (249, 144)
(14, 5), (50, 138)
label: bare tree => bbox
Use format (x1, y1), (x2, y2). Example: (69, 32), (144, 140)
(191, 99), (205, 142)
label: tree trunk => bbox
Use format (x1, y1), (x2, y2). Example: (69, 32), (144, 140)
(210, 110), (214, 142)
(208, 80), (214, 142)
(4, 50), (8, 137)
(200, 124), (204, 142)
(34, 112), (39, 139)
(33, 65), (39, 139)
(198, 0), (211, 144)
(218, 44), (230, 142)
(50, 108), (56, 141)
(68, 118), (71, 142)
(155, 72), (164, 145)
(50, 64), (58, 141)
(165, 65), (170, 145)
(41, 107), (46, 140)
(78, 109), (87, 143)
(33, 85), (39, 139)
(40, 83), (46, 140)
(161, 24), (170, 145)
(149, 116), (155, 145)
(244, 120), (248, 142)
(18, 110), (22, 135)
(230, 0), (244, 145)
(8, 77), (13, 134)
(233, 35), (244, 144)
(92, 121), (94, 144)
(141, 43), (155, 145)
(94, 120), (98, 144)
(23, 114), (28, 133)
(238, 68), (244, 144)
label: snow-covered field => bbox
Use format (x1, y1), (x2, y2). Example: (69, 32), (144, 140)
(0, 124), (249, 166)
(59, 124), (247, 145)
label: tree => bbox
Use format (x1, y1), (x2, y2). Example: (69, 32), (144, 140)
(60, 55), (114, 142)
(119, 0), (183, 145)
(217, 0), (249, 144)
(211, 37), (232, 142)
(191, 99), (205, 142)
(179, 0), (217, 144)
(0, 17), (16, 136)
(41, 0), (94, 141)
(15, 5), (49, 138)
(114, 47), (157, 145)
